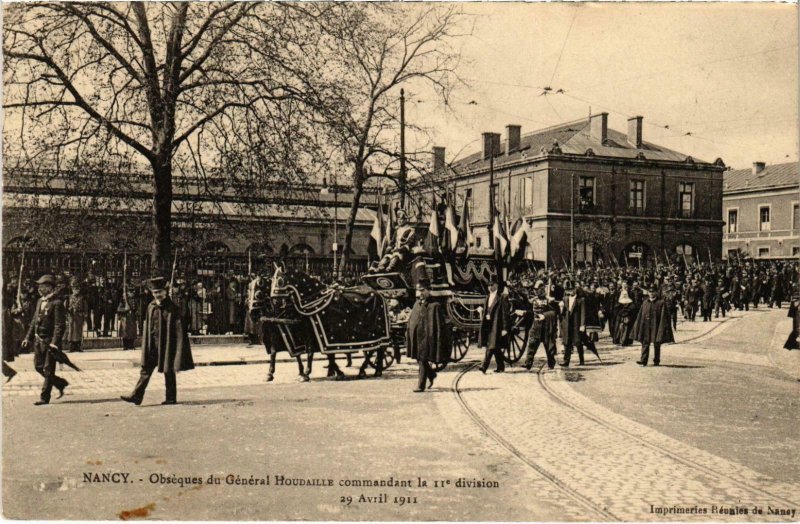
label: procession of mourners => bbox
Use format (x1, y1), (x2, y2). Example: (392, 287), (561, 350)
(3, 198), (800, 403)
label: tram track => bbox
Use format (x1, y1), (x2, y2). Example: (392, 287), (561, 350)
(452, 364), (619, 521)
(536, 363), (800, 509)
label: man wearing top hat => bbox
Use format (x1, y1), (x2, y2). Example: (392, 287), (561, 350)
(21, 274), (70, 405)
(121, 277), (194, 405)
(478, 274), (511, 374)
(632, 282), (674, 366)
(405, 278), (449, 392)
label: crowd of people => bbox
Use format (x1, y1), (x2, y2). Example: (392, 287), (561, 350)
(1, 272), (268, 358)
(3, 253), (799, 401)
(403, 258), (800, 391)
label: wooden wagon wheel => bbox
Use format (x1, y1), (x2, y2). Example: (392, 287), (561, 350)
(366, 348), (395, 370)
(450, 328), (470, 362)
(503, 311), (531, 364)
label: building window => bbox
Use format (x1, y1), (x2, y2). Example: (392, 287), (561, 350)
(579, 176), (595, 210)
(475, 235), (482, 248)
(727, 209), (738, 233)
(464, 188), (473, 217)
(675, 243), (693, 255)
(522, 177), (534, 210)
(793, 203), (799, 230)
(727, 249), (739, 259)
(629, 180), (645, 214)
(758, 247), (770, 258)
(679, 182), (694, 218)
(575, 242), (594, 263)
(793, 246), (800, 256)
(759, 206), (771, 231)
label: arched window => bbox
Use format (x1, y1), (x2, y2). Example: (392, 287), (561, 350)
(205, 241), (230, 254)
(289, 243), (315, 255)
(5, 235), (35, 249)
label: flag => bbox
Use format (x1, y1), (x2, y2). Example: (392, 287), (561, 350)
(509, 217), (528, 262)
(425, 197), (441, 254)
(383, 200), (394, 256)
(444, 204), (459, 255)
(457, 198), (474, 258)
(492, 213), (508, 262)
(368, 194), (385, 260)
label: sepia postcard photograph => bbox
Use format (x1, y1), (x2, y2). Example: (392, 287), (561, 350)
(1, 1), (799, 521)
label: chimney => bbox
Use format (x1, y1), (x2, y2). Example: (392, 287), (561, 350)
(627, 116), (643, 148)
(506, 125), (521, 155)
(432, 146), (446, 175)
(752, 161), (766, 175)
(589, 112), (608, 144)
(482, 132), (494, 160)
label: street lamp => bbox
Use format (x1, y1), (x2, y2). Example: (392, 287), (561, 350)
(320, 176), (339, 279)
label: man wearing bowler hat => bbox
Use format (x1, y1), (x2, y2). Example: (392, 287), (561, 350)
(22, 275), (69, 405)
(121, 277), (194, 405)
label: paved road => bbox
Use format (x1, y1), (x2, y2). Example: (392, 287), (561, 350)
(3, 307), (798, 521)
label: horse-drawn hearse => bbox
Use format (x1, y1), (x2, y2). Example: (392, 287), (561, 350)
(361, 253), (534, 367)
(254, 251), (534, 381)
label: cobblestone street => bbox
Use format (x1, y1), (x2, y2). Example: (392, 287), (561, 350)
(3, 307), (799, 520)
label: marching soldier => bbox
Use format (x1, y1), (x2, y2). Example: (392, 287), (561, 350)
(21, 275), (70, 405)
(121, 277), (194, 406)
(522, 280), (558, 370)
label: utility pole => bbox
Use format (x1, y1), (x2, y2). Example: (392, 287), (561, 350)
(570, 171), (575, 271)
(399, 88), (407, 211)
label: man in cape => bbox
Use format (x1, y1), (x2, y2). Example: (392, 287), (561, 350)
(633, 282), (674, 367)
(405, 278), (449, 392)
(121, 277), (194, 405)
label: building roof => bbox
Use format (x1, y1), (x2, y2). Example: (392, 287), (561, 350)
(450, 117), (712, 174)
(723, 162), (799, 193)
(2, 194), (377, 224)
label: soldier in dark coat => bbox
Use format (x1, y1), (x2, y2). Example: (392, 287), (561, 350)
(478, 276), (511, 374)
(700, 278), (714, 322)
(65, 277), (88, 352)
(22, 275), (70, 405)
(633, 283), (674, 367)
(523, 280), (558, 370)
(560, 283), (584, 367)
(121, 277), (194, 405)
(406, 279), (449, 392)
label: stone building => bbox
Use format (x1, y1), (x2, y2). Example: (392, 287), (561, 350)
(2, 164), (377, 277)
(722, 161), (799, 260)
(410, 113), (726, 266)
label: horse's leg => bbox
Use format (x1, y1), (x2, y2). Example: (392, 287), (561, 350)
(345, 352), (352, 367)
(295, 355), (310, 382)
(358, 351), (372, 377)
(327, 354), (343, 378)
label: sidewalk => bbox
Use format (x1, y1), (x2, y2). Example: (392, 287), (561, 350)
(8, 342), (284, 370)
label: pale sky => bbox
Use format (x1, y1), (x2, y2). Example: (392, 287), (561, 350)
(405, 2), (798, 171)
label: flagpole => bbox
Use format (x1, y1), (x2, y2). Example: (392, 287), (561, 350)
(488, 139), (495, 249)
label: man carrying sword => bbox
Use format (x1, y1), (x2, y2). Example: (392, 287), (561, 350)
(21, 275), (70, 405)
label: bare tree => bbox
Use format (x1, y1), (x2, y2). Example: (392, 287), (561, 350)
(299, 3), (466, 267)
(4, 2), (333, 270)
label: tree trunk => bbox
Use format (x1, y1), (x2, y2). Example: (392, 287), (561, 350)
(151, 157), (173, 275)
(341, 169), (365, 270)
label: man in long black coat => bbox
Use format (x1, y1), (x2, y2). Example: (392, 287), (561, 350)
(121, 277), (194, 405)
(633, 283), (674, 367)
(478, 276), (511, 374)
(406, 279), (449, 392)
(22, 275), (70, 405)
